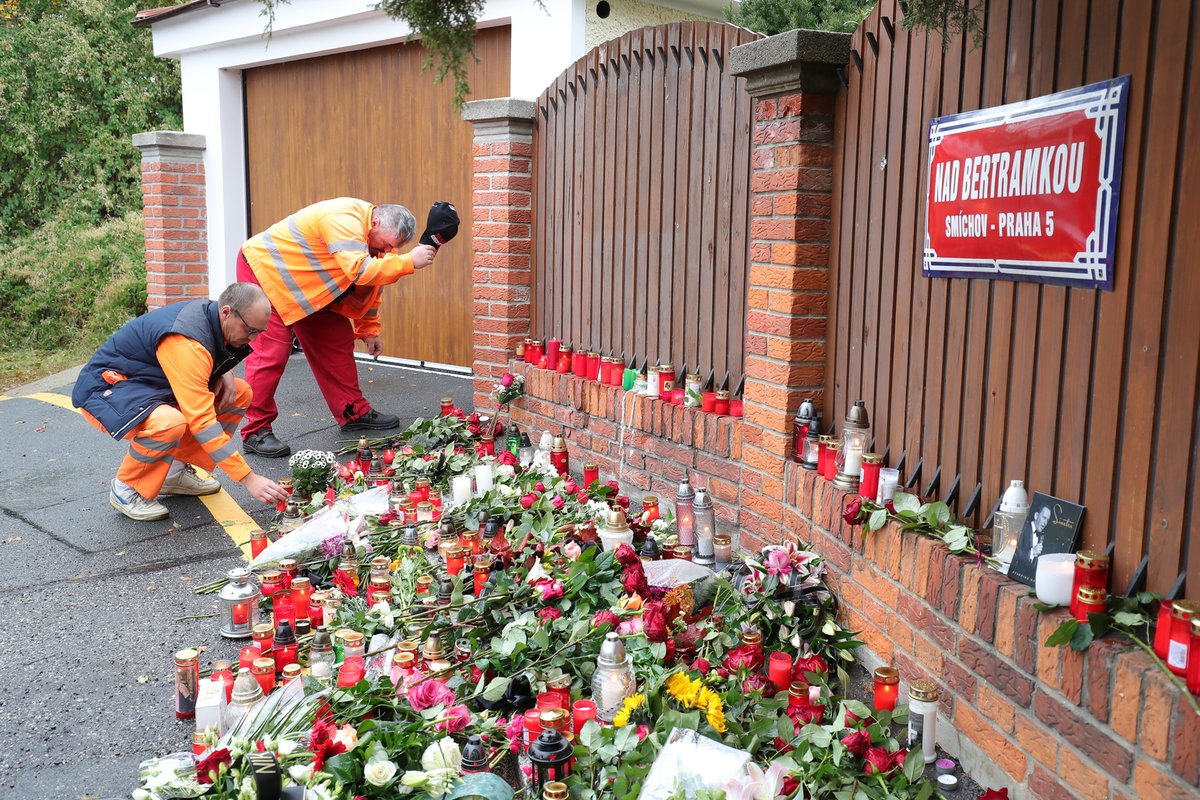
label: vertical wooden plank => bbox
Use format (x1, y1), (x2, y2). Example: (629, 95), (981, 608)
(861, 7), (892, 444)
(685, 23), (710, 379)
(727, 28), (754, 392)
(961, 0), (1012, 518)
(533, 93), (548, 338)
(1081, 0), (1152, 588)
(886, 19), (929, 467)
(590, 55), (609, 356)
(658, 24), (681, 372)
(571, 73), (587, 353)
(623, 31), (644, 361)
(1053, 0), (1101, 510)
(711, 26), (734, 385)
(1115, 0), (1190, 594)
(551, 73), (570, 346)
(602, 44), (620, 356)
(672, 24), (696, 379)
(699, 25), (723, 383)
(1025, 0), (1067, 501)
(849, 13), (879, 414)
(643, 31), (663, 370)
(831, 27), (864, 426)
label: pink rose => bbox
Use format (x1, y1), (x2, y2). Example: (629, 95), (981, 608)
(520, 493), (537, 509)
(841, 729), (871, 758)
(551, 495), (565, 510)
(501, 373), (514, 387)
(536, 579), (564, 601)
(592, 610), (619, 628)
(742, 673), (777, 697)
(617, 617), (644, 636)
(435, 703), (472, 733)
(636, 724), (650, 740)
(535, 481), (546, 492)
(562, 540), (582, 561)
(563, 479), (579, 495)
(537, 606), (563, 623)
(406, 674), (457, 711)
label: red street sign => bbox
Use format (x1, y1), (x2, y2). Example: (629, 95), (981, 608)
(923, 76), (1129, 290)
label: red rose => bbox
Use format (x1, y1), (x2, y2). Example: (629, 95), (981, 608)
(636, 724), (650, 740)
(742, 673), (777, 697)
(519, 493), (537, 509)
(863, 746), (899, 775)
(979, 790), (1010, 800)
(535, 481), (546, 492)
(716, 667), (729, 679)
(324, 486), (337, 505)
(378, 510), (397, 524)
(551, 495), (565, 510)
(468, 423), (482, 435)
(497, 450), (518, 466)
(891, 748), (910, 771)
(605, 480), (620, 493)
(194, 748), (231, 784)
(614, 543), (640, 566)
(592, 610), (619, 628)
(691, 657), (711, 675)
(786, 702), (825, 725)
(621, 563), (650, 597)
(773, 737), (795, 755)
(537, 606), (562, 623)
(792, 654), (829, 682)
(664, 638), (677, 664)
(563, 479), (579, 494)
(781, 776), (801, 797)
(841, 729), (872, 758)
(642, 601), (669, 642)
(722, 644), (764, 672)
(576, 490), (590, 503)
(501, 373), (514, 387)
(843, 496), (864, 526)
(468, 412), (481, 424)
(615, 494), (631, 509)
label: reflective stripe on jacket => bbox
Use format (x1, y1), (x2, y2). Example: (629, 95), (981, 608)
(241, 197), (413, 330)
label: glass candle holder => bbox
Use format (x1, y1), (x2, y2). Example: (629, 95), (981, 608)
(860, 454), (883, 501)
(873, 666), (899, 712)
(174, 648), (199, 720)
(823, 441), (841, 481)
(249, 529), (269, 559)
(816, 435), (831, 476)
(572, 699), (597, 735)
(1074, 586), (1107, 622)
(571, 350), (587, 378)
(713, 533), (733, 565)
(1070, 550), (1110, 619)
(583, 463), (600, 489)
(877, 468), (900, 504)
(1155, 600), (1173, 660)
(446, 544), (467, 576)
(714, 390), (730, 415)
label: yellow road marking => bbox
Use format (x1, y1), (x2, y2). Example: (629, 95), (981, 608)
(6, 394), (258, 560)
(0, 395), (10, 401)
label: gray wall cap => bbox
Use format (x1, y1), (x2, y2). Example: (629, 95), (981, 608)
(730, 28), (851, 97)
(461, 98), (538, 123)
(132, 130), (206, 163)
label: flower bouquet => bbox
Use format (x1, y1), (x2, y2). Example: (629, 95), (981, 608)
(484, 371), (525, 440)
(288, 449), (336, 498)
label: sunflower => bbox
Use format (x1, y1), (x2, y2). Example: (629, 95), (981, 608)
(612, 692), (646, 727)
(706, 704), (727, 733)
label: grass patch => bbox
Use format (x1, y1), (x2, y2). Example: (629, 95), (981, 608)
(0, 212), (146, 391)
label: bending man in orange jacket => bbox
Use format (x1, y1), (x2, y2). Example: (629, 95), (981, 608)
(236, 198), (437, 457)
(72, 283), (289, 521)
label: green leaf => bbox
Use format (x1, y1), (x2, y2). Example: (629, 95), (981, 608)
(844, 699), (872, 720)
(480, 676), (509, 702)
(1044, 619), (1078, 648)
(868, 508), (888, 530)
(322, 753), (361, 785)
(902, 748), (924, 783)
(1113, 611), (1146, 628)
(1069, 622), (1095, 651)
(891, 492), (921, 514)
(445, 772), (515, 800)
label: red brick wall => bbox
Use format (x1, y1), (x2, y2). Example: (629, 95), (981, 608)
(133, 132), (208, 309)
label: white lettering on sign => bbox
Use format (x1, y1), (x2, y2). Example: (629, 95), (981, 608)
(934, 143), (1085, 203)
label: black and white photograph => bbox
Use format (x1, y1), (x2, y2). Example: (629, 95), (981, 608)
(1007, 492), (1087, 587)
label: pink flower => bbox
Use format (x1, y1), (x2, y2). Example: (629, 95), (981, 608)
(592, 610), (619, 628)
(537, 606), (562, 623)
(536, 579), (564, 601)
(636, 724), (650, 740)
(501, 373), (514, 387)
(505, 714), (525, 752)
(766, 548), (792, 576)
(434, 703), (472, 733)
(742, 673), (777, 697)
(520, 493), (537, 509)
(792, 654), (829, 681)
(617, 617), (644, 635)
(562, 541), (582, 561)
(563, 479), (579, 495)
(535, 481), (546, 492)
(551, 495), (565, 510)
(406, 674), (457, 711)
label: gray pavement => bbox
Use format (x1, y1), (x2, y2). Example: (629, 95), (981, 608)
(0, 355), (473, 799)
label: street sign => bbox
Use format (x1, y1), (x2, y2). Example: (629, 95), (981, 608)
(923, 76), (1130, 290)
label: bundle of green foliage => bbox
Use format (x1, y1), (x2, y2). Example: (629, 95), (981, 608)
(0, 0), (182, 237)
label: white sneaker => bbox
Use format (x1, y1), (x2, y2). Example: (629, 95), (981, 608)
(110, 480), (170, 521)
(160, 464), (222, 496)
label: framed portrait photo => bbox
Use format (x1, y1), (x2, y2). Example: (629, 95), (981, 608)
(1007, 492), (1086, 587)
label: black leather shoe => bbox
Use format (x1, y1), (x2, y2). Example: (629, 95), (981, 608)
(243, 428), (291, 458)
(340, 409), (400, 431)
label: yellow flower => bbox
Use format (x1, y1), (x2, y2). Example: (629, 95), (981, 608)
(664, 672), (694, 704)
(612, 693), (646, 727)
(706, 705), (727, 733)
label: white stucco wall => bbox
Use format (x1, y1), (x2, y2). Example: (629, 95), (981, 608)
(583, 0), (719, 51)
(140, 0), (725, 293)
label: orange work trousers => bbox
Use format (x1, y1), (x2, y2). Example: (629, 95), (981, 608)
(82, 378), (252, 499)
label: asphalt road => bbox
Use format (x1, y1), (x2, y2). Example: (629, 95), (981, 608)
(0, 354), (474, 800)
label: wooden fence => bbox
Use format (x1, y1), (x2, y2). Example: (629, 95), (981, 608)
(830, 0), (1199, 599)
(531, 22), (761, 393)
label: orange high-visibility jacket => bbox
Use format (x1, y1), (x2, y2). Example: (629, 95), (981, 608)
(241, 198), (415, 338)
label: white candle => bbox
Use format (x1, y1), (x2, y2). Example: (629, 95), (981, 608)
(474, 463), (494, 494)
(451, 474), (473, 506)
(843, 443), (863, 477)
(877, 468), (900, 504)
(1035, 553), (1076, 606)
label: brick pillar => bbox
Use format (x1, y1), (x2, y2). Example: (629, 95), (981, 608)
(730, 30), (849, 545)
(460, 99), (536, 410)
(131, 131), (208, 309)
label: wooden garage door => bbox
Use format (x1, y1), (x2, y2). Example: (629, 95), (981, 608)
(245, 26), (511, 367)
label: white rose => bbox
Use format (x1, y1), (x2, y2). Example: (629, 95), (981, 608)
(421, 738), (462, 773)
(495, 464), (516, 479)
(275, 739), (298, 756)
(288, 764), (311, 784)
(364, 760), (398, 787)
(131, 790), (152, 800)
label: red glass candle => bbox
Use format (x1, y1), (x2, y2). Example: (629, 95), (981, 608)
(1187, 618), (1200, 695)
(786, 680), (809, 709)
(610, 358), (625, 387)
(251, 623), (273, 652)
(250, 529), (269, 559)
(641, 496), (660, 524)
(478, 436), (496, 457)
(823, 442), (841, 481)
(174, 649), (199, 720)
(816, 436), (829, 477)
(586, 352), (601, 381)
(701, 391), (716, 412)
(571, 350), (586, 377)
(551, 445), (569, 477)
(530, 339), (544, 365)
(408, 490), (424, 507)
(583, 463), (599, 488)
(251, 657), (276, 695)
(537, 691), (564, 712)
(273, 594), (294, 629)
(1167, 601), (1200, 676)
(860, 454), (882, 501)
(278, 560), (297, 591)
(259, 570), (283, 597)
(713, 390), (730, 415)
(572, 699), (597, 735)
(557, 348), (572, 374)
(440, 396), (455, 416)
(291, 577), (312, 622)
(1073, 586), (1107, 622)
(1154, 600), (1172, 661)
(446, 545), (467, 576)
(546, 338), (561, 367)
(522, 338), (534, 364)
(523, 709), (543, 751)
(473, 559), (491, 595)
(238, 646), (259, 672)
(1070, 550), (1110, 619)
(730, 399), (744, 417)
(273, 641), (298, 673)
(337, 657), (366, 688)
(873, 666), (899, 712)
(768, 651), (792, 692)
(211, 660), (235, 704)
(416, 575), (433, 595)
